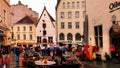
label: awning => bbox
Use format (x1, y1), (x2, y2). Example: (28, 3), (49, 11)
(36, 42), (54, 45)
(17, 42), (36, 45)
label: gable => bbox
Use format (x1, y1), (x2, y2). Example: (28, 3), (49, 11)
(37, 7), (55, 28)
(15, 16), (38, 25)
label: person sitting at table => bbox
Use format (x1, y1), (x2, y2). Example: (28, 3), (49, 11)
(60, 55), (66, 64)
(52, 56), (59, 65)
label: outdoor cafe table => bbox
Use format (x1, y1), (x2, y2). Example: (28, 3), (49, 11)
(63, 54), (70, 57)
(35, 60), (56, 68)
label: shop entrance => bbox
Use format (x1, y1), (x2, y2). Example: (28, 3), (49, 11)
(110, 26), (120, 59)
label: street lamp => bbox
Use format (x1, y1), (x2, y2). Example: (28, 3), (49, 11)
(111, 15), (116, 24)
(111, 15), (120, 24)
(111, 15), (120, 32)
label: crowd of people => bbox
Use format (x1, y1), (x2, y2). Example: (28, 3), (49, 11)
(0, 45), (85, 68)
(0, 47), (10, 68)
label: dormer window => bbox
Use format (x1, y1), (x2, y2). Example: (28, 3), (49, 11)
(23, 20), (28, 23)
(43, 30), (46, 36)
(43, 23), (46, 29)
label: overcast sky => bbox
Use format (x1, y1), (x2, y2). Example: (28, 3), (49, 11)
(10, 0), (57, 19)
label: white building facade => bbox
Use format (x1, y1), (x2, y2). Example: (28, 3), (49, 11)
(86, 0), (120, 60)
(36, 6), (56, 47)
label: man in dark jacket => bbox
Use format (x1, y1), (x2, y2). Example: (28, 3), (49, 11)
(15, 47), (21, 62)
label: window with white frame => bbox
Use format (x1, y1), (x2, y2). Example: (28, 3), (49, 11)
(17, 27), (20, 31)
(23, 34), (26, 40)
(75, 11), (79, 18)
(82, 1), (85, 8)
(59, 33), (65, 40)
(29, 26), (32, 31)
(17, 34), (20, 40)
(72, 2), (75, 8)
(83, 11), (86, 18)
(48, 37), (53, 43)
(68, 11), (72, 18)
(94, 25), (103, 47)
(67, 2), (70, 8)
(68, 22), (72, 29)
(37, 36), (41, 43)
(30, 34), (32, 40)
(61, 22), (65, 29)
(23, 26), (26, 31)
(75, 22), (79, 29)
(61, 12), (64, 18)
(76, 1), (80, 8)
(75, 33), (81, 41)
(63, 2), (65, 8)
(67, 33), (73, 40)
(3, 9), (6, 24)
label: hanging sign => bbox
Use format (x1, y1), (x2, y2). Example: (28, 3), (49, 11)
(109, 1), (120, 13)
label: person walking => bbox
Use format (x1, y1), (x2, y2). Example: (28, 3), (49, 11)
(0, 53), (2, 68)
(15, 47), (21, 62)
(2, 54), (9, 68)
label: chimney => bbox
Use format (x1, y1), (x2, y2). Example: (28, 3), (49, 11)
(18, 1), (22, 5)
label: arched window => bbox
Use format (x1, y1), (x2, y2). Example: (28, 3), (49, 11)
(43, 38), (47, 43)
(67, 33), (73, 40)
(59, 33), (64, 40)
(75, 33), (81, 40)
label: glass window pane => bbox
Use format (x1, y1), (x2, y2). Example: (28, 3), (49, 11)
(68, 22), (72, 29)
(95, 37), (98, 46)
(99, 37), (103, 47)
(94, 26), (98, 36)
(68, 11), (72, 18)
(61, 22), (64, 29)
(99, 25), (103, 36)
(61, 12), (64, 18)
(75, 11), (79, 18)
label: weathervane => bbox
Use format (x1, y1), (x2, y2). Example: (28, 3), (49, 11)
(44, 3), (46, 7)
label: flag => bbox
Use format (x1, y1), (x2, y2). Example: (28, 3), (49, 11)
(89, 45), (93, 60)
(84, 45), (90, 59)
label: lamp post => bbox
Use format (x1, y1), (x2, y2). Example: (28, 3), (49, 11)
(111, 15), (120, 24)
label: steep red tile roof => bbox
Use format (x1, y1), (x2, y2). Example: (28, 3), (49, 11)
(14, 15), (38, 25)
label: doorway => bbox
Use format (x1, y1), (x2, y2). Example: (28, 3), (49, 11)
(110, 28), (120, 58)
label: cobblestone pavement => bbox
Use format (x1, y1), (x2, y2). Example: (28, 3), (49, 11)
(81, 60), (120, 68)
(9, 52), (23, 68)
(8, 52), (120, 68)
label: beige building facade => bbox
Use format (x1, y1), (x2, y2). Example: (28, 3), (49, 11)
(0, 0), (11, 46)
(10, 1), (39, 47)
(56, 0), (85, 48)
(11, 16), (37, 47)
(36, 6), (56, 47)
(86, 0), (120, 59)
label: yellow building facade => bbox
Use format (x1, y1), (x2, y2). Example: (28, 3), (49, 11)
(0, 0), (11, 47)
(11, 16), (37, 47)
